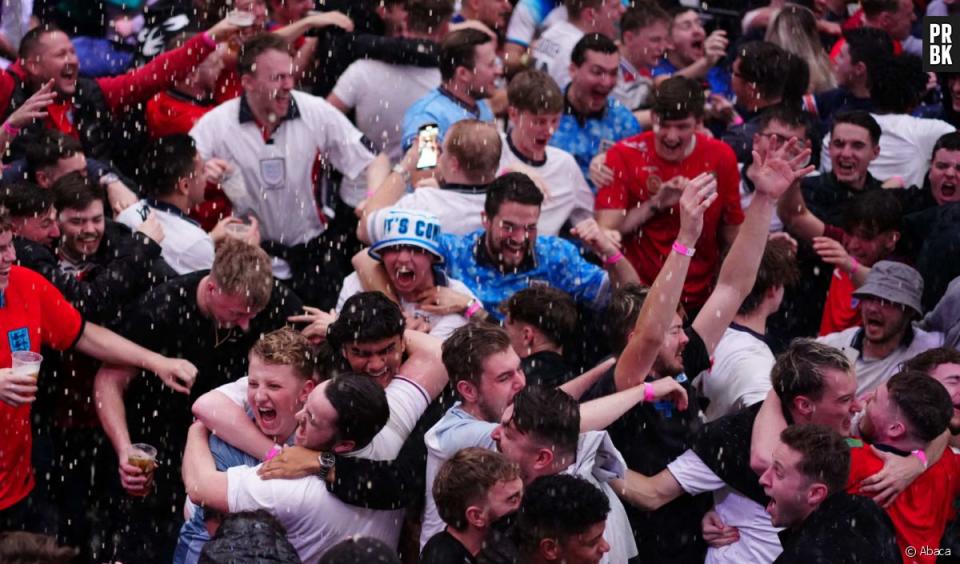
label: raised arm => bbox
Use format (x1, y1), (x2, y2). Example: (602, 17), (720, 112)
(777, 177), (825, 243)
(400, 330), (448, 400)
(559, 357), (616, 400)
(580, 376), (688, 431)
(611, 468), (685, 511)
(192, 390), (274, 460)
(182, 422), (229, 513)
(358, 144), (419, 244)
(749, 389), (787, 475)
(614, 173), (718, 391)
(350, 249), (398, 302)
(692, 140), (814, 355)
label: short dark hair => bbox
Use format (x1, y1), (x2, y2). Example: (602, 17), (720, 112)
(500, 287), (578, 347)
(439, 29), (493, 82)
(0, 531), (79, 563)
(238, 33), (290, 76)
(738, 239), (799, 315)
(406, 0), (455, 34)
(327, 292), (406, 349)
(198, 510), (299, 564)
(51, 172), (103, 213)
(571, 33), (618, 67)
(0, 182), (55, 219)
(771, 339), (852, 405)
(484, 172), (544, 218)
(620, 3), (670, 36)
(443, 321), (512, 390)
(511, 386), (579, 459)
(653, 76), (705, 120)
(869, 54), (927, 113)
(325, 373), (390, 450)
(831, 110), (882, 145)
(18, 24), (61, 61)
(434, 448), (520, 531)
(757, 105), (814, 141)
(902, 347), (960, 375)
(780, 424), (850, 495)
(844, 27), (894, 69)
(931, 131), (960, 160)
(604, 284), (649, 355)
(861, 0), (901, 18)
(516, 474), (610, 558)
(841, 189), (901, 237)
(886, 370), (953, 442)
(565, 0), (607, 20)
(318, 537), (400, 564)
(140, 134), (199, 199)
(735, 41), (790, 100)
(508, 70), (564, 114)
(25, 130), (83, 181)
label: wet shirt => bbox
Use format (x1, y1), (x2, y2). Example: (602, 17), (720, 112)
(421, 530), (477, 564)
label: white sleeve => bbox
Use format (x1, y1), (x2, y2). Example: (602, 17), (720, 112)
(226, 464), (273, 512)
(666, 450), (727, 495)
(728, 353), (774, 413)
(331, 61), (364, 109)
(175, 237), (217, 274)
(568, 157), (595, 224)
(189, 109), (222, 160)
(505, 2), (538, 46)
(309, 96), (376, 180)
(336, 272), (363, 314)
(115, 202), (147, 231)
(215, 377), (249, 408)
(383, 376), (431, 442)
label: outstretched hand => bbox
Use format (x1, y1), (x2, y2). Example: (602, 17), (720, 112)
(748, 138), (814, 200)
(676, 172), (718, 247)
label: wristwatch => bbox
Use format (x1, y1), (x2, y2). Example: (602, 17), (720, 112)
(392, 162), (412, 187)
(318, 452), (336, 480)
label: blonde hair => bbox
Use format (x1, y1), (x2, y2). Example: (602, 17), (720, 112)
(250, 327), (319, 382)
(444, 120), (502, 183)
(211, 238), (273, 310)
(765, 5), (836, 93)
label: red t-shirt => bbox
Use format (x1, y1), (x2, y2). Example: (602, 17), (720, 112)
(144, 91), (214, 139)
(0, 266), (84, 510)
(847, 442), (960, 564)
(819, 268), (862, 336)
(596, 132), (744, 307)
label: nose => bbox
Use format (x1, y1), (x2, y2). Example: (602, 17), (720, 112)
(851, 395), (863, 413)
(758, 466), (772, 488)
(599, 537), (611, 555)
(49, 223), (61, 238)
(237, 315), (252, 331)
(254, 385), (267, 404)
(367, 354), (386, 373)
(491, 426), (502, 442)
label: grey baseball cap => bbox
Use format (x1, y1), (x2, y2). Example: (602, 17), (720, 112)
(853, 261), (924, 316)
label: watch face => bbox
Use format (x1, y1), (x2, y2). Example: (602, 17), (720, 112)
(319, 452), (336, 467)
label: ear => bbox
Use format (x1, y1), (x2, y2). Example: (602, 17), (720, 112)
(298, 380), (316, 405)
(534, 447), (555, 471)
(764, 285), (781, 301)
(176, 176), (191, 196)
(806, 482), (828, 507)
(888, 420), (907, 440)
(457, 379), (481, 403)
(240, 73), (254, 92)
(465, 504), (487, 528)
(522, 325), (536, 347)
(332, 440), (355, 454)
(481, 211), (491, 231)
(871, 142), (881, 160)
(507, 106), (519, 124)
(35, 170), (51, 189)
(454, 65), (473, 83)
(540, 537), (561, 560)
(568, 61), (578, 80)
(793, 395), (815, 420)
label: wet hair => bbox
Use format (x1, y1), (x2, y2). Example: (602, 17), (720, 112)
(841, 189), (901, 238)
(51, 171), (103, 213)
(406, 0), (455, 35)
(886, 370), (953, 442)
(327, 291), (405, 348)
(931, 131), (960, 160)
(652, 76), (705, 121)
(861, 0), (901, 18)
(325, 373), (390, 450)
(831, 110), (882, 145)
(738, 239), (799, 315)
(869, 54), (927, 114)
(318, 537), (400, 564)
(500, 286), (578, 348)
(439, 29), (493, 82)
(198, 509), (299, 563)
(902, 347), (960, 375)
(780, 424), (850, 495)
(735, 41), (790, 100)
(140, 134), (199, 199)
(18, 23), (62, 61)
(565, 0), (608, 20)
(604, 284), (649, 355)
(237, 33), (290, 76)
(516, 474), (610, 558)
(483, 172), (544, 218)
(844, 27), (895, 71)
(250, 327), (318, 382)
(621, 2), (670, 36)
(24, 130), (83, 181)
(757, 105), (814, 141)
(571, 33), (618, 66)
(508, 70), (564, 115)
(771, 339), (852, 405)
(0, 531), (79, 564)
(511, 386), (579, 459)
(445, 120), (502, 183)
(0, 182), (55, 219)
(443, 320), (512, 390)
(210, 238), (274, 310)
(434, 447), (520, 531)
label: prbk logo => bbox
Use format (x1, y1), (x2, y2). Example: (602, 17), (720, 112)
(924, 17), (960, 71)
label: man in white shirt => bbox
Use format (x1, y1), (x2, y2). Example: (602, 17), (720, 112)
(189, 33), (390, 309)
(532, 0), (624, 88)
(183, 374), (418, 562)
(327, 0), (450, 208)
(500, 69), (594, 231)
(116, 134), (259, 275)
(819, 261), (945, 396)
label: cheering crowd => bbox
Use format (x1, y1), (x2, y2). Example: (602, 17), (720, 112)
(1, 0), (960, 562)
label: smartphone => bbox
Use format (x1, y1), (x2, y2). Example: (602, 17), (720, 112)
(416, 124), (440, 170)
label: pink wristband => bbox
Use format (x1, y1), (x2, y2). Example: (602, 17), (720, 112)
(2, 122), (20, 137)
(911, 449), (928, 470)
(465, 299), (482, 318)
(672, 241), (695, 257)
(848, 256), (859, 275)
(643, 382), (655, 403)
(605, 251), (624, 266)
(201, 31), (218, 48)
(264, 444), (282, 462)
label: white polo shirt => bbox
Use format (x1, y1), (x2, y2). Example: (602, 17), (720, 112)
(532, 20), (584, 89)
(116, 199), (214, 275)
(190, 91), (375, 252)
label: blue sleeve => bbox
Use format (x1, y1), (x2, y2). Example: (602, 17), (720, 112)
(544, 238), (609, 306)
(652, 58), (675, 77)
(618, 106), (642, 138)
(401, 102), (433, 151)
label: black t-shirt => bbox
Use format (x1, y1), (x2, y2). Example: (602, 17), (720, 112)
(421, 530), (477, 564)
(690, 402), (768, 506)
(520, 350), (574, 389)
(582, 327), (711, 563)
